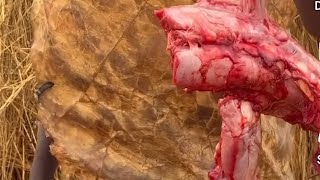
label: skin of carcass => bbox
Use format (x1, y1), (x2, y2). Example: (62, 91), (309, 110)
(155, 0), (320, 179)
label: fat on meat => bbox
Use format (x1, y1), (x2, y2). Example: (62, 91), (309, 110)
(155, 0), (320, 179)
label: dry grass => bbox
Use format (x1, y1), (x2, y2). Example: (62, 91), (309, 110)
(288, 18), (319, 180)
(0, 0), (37, 179)
(267, 1), (319, 179)
(0, 0), (319, 179)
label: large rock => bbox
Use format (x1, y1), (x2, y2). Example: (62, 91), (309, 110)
(31, 0), (216, 179)
(30, 0), (304, 179)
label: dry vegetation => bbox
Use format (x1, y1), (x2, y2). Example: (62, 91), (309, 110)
(267, 0), (319, 179)
(0, 0), (37, 180)
(0, 0), (319, 179)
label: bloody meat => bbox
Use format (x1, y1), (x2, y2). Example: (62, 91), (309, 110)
(155, 0), (320, 179)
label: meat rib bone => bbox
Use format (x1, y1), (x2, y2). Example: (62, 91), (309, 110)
(155, 0), (320, 179)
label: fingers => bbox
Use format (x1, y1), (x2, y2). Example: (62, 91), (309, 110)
(34, 81), (54, 102)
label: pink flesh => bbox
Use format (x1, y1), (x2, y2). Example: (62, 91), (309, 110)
(155, 0), (320, 179)
(209, 98), (261, 180)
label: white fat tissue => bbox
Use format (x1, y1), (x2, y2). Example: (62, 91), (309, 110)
(175, 51), (202, 86)
(220, 100), (243, 137)
(240, 101), (256, 124)
(206, 58), (233, 87)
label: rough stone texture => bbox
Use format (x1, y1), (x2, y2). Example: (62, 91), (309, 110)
(30, 0), (307, 179)
(31, 0), (217, 179)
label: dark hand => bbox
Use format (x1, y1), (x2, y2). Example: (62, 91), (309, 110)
(30, 81), (58, 180)
(29, 125), (58, 180)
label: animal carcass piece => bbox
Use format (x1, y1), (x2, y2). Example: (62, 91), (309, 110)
(155, 0), (320, 179)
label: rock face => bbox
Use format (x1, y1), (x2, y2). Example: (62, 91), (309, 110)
(31, 0), (216, 179)
(30, 0), (305, 179)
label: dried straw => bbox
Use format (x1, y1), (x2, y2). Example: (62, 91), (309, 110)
(0, 0), (37, 179)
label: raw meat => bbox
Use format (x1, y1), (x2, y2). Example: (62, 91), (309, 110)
(155, 0), (320, 179)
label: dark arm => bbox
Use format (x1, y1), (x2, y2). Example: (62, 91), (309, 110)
(29, 125), (58, 180)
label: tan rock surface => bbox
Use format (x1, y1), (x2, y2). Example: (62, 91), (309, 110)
(30, 0), (313, 179)
(31, 0), (217, 179)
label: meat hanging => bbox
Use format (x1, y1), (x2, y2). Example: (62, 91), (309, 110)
(155, 0), (320, 179)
